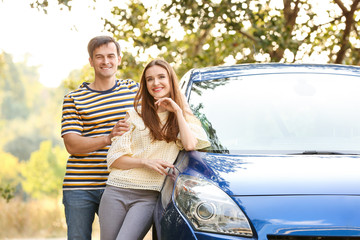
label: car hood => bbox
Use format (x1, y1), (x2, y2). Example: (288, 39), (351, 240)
(183, 152), (360, 196)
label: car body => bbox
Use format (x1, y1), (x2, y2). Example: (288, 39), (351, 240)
(153, 63), (360, 240)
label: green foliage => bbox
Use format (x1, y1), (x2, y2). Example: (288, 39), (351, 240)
(0, 52), (29, 120)
(31, 0), (360, 87)
(4, 135), (45, 161)
(63, 64), (94, 90)
(100, 0), (360, 79)
(0, 151), (21, 183)
(120, 51), (146, 83)
(0, 51), (64, 161)
(0, 185), (15, 203)
(21, 141), (67, 199)
(0, 151), (20, 202)
(0, 52), (66, 200)
(30, 0), (71, 13)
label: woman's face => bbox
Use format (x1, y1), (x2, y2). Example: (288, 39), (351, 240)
(145, 65), (171, 99)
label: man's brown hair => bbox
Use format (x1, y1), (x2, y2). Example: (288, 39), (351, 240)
(87, 36), (121, 59)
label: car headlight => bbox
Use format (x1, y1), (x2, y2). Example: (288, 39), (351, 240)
(174, 174), (253, 237)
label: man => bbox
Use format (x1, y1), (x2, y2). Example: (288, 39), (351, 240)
(61, 35), (138, 239)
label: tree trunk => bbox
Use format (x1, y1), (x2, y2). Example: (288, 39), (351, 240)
(334, 0), (360, 64)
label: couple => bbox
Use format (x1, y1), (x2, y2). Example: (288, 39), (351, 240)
(61, 35), (210, 239)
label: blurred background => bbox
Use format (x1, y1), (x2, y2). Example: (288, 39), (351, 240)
(1, 0), (360, 238)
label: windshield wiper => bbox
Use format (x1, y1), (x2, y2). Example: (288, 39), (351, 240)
(290, 151), (358, 155)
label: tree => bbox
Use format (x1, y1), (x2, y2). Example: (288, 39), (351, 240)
(21, 141), (67, 198)
(0, 51), (63, 160)
(31, 0), (360, 83)
(0, 151), (20, 202)
(62, 64), (94, 90)
(324, 0), (360, 64)
(0, 52), (29, 120)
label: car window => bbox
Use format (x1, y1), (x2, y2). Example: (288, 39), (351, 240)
(189, 72), (360, 154)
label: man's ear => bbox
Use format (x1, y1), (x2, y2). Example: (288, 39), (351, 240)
(89, 57), (94, 67)
(117, 55), (122, 66)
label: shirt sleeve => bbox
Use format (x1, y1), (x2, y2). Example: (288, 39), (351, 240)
(106, 114), (134, 170)
(124, 79), (140, 93)
(177, 114), (211, 150)
(61, 94), (83, 137)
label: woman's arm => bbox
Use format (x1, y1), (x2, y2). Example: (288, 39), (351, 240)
(175, 108), (198, 151)
(110, 155), (174, 175)
(155, 97), (198, 151)
(63, 120), (130, 154)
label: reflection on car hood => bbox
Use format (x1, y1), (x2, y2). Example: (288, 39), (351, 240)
(185, 152), (360, 196)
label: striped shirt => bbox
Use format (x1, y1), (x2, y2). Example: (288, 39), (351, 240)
(61, 79), (138, 190)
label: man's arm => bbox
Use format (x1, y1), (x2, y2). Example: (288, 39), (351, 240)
(63, 119), (130, 155)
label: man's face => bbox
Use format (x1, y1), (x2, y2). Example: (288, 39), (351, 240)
(89, 42), (121, 80)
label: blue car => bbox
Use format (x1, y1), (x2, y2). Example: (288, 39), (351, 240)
(153, 63), (360, 240)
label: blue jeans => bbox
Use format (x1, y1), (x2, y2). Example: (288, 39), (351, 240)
(63, 189), (104, 240)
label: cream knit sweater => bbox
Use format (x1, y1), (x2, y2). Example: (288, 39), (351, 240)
(106, 108), (210, 191)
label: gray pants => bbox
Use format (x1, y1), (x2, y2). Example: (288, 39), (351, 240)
(99, 185), (159, 240)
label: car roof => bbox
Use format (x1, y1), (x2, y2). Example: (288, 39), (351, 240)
(186, 63), (360, 83)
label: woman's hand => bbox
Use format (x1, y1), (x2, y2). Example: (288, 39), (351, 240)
(143, 159), (174, 175)
(155, 97), (182, 114)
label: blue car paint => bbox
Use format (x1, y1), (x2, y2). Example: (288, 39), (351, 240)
(197, 153), (360, 196)
(174, 151), (360, 196)
(238, 195), (360, 238)
(155, 151), (360, 239)
(154, 63), (360, 239)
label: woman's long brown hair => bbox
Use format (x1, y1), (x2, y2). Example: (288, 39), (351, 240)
(134, 59), (185, 142)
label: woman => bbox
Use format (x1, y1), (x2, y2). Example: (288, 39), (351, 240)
(99, 59), (210, 240)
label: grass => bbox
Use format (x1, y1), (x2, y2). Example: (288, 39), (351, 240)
(0, 197), (67, 238)
(0, 197), (152, 239)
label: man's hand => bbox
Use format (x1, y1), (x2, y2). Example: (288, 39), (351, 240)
(107, 119), (130, 144)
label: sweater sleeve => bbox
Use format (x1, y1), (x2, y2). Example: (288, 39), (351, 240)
(177, 114), (211, 150)
(106, 113), (134, 170)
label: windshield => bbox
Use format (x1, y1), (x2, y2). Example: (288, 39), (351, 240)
(189, 72), (360, 154)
